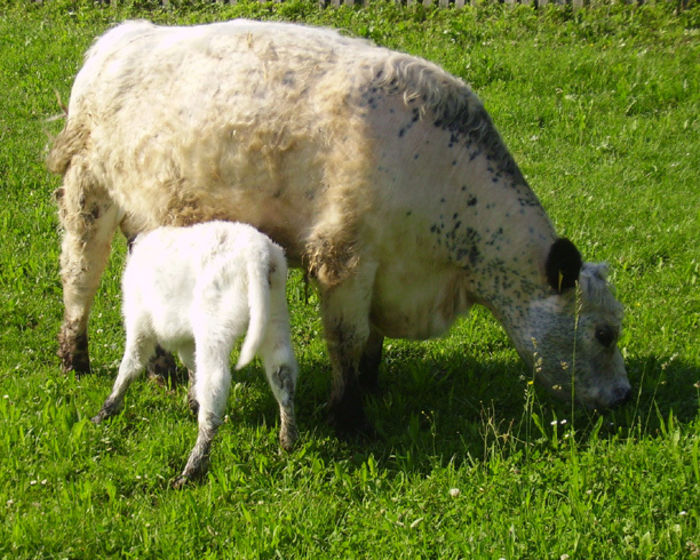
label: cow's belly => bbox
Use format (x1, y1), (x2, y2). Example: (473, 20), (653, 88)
(370, 257), (472, 340)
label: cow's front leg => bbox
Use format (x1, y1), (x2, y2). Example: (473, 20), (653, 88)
(318, 262), (377, 438)
(358, 326), (384, 392)
(56, 161), (120, 376)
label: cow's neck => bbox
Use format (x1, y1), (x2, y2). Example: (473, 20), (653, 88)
(434, 157), (558, 354)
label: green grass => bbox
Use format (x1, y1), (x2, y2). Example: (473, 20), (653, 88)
(1, 1), (698, 557)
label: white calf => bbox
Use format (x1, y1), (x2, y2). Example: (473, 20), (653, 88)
(92, 221), (298, 487)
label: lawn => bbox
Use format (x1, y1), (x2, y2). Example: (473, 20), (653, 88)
(0, 1), (698, 557)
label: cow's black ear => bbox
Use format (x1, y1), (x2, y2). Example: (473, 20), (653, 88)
(545, 238), (582, 293)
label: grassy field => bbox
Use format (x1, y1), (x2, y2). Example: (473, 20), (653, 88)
(1, 1), (698, 557)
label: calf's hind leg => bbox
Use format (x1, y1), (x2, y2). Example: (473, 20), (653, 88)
(258, 309), (299, 451)
(55, 160), (121, 376)
(174, 337), (234, 489)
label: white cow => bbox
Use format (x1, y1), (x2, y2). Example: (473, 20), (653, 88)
(91, 221), (298, 487)
(50, 20), (630, 436)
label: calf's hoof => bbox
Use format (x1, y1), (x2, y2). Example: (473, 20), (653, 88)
(172, 475), (192, 490)
(279, 424), (298, 452)
(91, 399), (120, 424)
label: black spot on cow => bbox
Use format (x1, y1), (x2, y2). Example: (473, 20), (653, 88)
(518, 196), (540, 207)
(455, 227), (482, 268)
(282, 71), (296, 87)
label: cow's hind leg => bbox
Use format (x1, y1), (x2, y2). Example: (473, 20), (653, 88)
(56, 159), (121, 376)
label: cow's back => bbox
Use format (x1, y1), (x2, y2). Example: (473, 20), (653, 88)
(52, 19), (515, 284)
(57, 21), (391, 267)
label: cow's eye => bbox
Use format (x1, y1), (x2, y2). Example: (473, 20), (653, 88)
(595, 325), (616, 348)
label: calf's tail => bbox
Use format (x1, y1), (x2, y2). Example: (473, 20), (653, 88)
(235, 254), (271, 370)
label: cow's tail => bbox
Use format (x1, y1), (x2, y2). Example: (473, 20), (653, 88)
(46, 118), (90, 176)
(235, 254), (271, 370)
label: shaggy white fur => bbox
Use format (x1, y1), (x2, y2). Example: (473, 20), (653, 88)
(92, 221), (298, 487)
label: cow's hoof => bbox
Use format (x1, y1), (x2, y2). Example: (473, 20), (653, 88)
(58, 331), (91, 377)
(358, 369), (380, 394)
(329, 388), (375, 440)
(91, 398), (120, 424)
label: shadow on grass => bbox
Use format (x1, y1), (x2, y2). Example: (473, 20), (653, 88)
(94, 344), (698, 481)
(240, 347), (699, 476)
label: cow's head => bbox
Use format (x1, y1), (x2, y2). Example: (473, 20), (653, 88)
(522, 238), (631, 409)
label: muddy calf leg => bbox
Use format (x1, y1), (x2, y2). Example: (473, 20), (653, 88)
(173, 414), (220, 489)
(173, 344), (231, 488)
(267, 364), (298, 451)
(257, 275), (299, 450)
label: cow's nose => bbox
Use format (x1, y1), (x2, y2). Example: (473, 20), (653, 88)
(610, 386), (632, 408)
